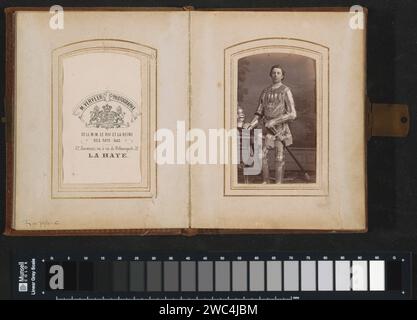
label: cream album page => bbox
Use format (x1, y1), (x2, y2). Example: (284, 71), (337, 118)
(190, 11), (367, 230)
(13, 10), (190, 230)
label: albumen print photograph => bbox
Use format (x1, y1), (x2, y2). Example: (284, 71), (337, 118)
(237, 53), (317, 184)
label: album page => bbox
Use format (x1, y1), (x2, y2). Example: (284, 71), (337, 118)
(11, 10), (190, 231)
(190, 10), (367, 231)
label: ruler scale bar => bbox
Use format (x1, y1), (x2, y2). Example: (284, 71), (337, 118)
(13, 252), (412, 300)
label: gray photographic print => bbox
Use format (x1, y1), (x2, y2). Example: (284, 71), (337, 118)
(238, 53), (317, 184)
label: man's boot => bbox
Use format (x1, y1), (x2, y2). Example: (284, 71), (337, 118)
(275, 161), (285, 184)
(262, 161), (270, 184)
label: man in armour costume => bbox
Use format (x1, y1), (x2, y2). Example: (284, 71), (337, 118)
(244, 65), (297, 183)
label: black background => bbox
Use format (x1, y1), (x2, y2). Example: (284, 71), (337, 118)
(0, 0), (416, 300)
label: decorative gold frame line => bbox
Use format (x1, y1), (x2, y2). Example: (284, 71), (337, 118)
(229, 46), (322, 191)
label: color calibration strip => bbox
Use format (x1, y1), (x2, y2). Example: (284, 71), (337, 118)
(14, 252), (411, 299)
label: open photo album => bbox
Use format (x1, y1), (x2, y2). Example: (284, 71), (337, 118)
(4, 7), (367, 234)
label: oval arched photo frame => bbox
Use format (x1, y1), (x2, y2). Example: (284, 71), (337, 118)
(224, 38), (329, 197)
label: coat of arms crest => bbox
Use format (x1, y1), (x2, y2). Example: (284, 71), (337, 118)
(73, 91), (140, 129)
(88, 104), (126, 129)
